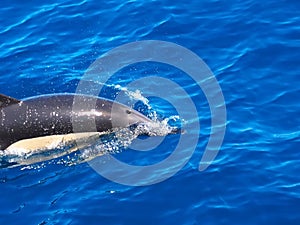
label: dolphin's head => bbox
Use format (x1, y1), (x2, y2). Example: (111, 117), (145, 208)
(72, 96), (154, 133)
(92, 98), (181, 135)
(110, 103), (181, 135)
(109, 103), (153, 128)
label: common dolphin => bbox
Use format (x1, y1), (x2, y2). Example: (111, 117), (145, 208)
(0, 93), (158, 152)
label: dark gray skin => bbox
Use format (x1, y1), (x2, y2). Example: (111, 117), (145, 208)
(0, 93), (155, 150)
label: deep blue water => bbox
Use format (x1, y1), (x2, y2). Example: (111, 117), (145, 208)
(1, 0), (300, 224)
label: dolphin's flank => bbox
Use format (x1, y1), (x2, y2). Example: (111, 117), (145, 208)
(0, 93), (154, 151)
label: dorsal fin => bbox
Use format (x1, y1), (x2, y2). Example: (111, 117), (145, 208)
(0, 94), (21, 108)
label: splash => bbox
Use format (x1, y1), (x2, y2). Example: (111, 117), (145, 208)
(78, 118), (180, 163)
(100, 82), (159, 121)
(114, 84), (150, 108)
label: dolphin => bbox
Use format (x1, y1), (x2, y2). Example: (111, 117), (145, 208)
(0, 93), (158, 153)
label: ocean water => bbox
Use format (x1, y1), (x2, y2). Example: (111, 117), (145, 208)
(1, 0), (300, 224)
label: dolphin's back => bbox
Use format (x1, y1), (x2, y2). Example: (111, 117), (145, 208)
(0, 95), (74, 149)
(0, 94), (115, 150)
